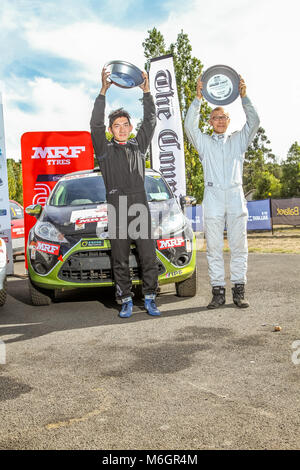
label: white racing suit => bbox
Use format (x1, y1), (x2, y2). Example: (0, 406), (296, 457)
(184, 96), (260, 287)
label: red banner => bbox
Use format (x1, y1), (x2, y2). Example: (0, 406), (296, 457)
(21, 131), (94, 267)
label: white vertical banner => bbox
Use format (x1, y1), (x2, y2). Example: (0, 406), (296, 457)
(149, 54), (186, 197)
(0, 93), (13, 274)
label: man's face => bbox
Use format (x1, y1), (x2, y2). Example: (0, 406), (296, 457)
(109, 117), (133, 142)
(209, 109), (230, 134)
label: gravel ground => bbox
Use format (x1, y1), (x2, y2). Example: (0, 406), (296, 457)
(0, 253), (299, 451)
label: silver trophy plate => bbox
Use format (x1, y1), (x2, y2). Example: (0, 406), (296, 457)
(201, 65), (240, 105)
(105, 60), (144, 88)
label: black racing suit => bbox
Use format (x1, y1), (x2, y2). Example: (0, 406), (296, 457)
(90, 92), (158, 301)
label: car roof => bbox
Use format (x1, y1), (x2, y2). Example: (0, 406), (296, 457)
(61, 167), (162, 180)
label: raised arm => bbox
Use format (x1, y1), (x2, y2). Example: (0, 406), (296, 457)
(236, 76), (260, 152)
(184, 77), (206, 159)
(90, 67), (111, 157)
(135, 72), (157, 154)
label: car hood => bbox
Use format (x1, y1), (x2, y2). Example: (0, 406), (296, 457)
(40, 198), (186, 237)
(40, 203), (108, 236)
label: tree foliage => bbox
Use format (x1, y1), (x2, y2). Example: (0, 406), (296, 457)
(5, 159), (23, 204)
(143, 28), (212, 202)
(143, 28), (299, 201)
(280, 142), (300, 197)
(243, 126), (283, 199)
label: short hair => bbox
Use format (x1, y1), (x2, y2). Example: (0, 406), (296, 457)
(108, 108), (131, 128)
(210, 107), (229, 119)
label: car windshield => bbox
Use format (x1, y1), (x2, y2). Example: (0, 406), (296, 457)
(145, 174), (172, 201)
(48, 173), (173, 207)
(49, 174), (106, 206)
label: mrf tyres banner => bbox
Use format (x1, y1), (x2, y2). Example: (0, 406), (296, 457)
(0, 92), (13, 274)
(271, 198), (300, 226)
(21, 131), (94, 267)
(149, 54), (186, 198)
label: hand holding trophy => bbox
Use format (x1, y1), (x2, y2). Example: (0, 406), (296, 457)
(200, 64), (241, 105)
(103, 61), (145, 89)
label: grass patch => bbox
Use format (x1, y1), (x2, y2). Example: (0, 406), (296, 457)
(196, 225), (300, 254)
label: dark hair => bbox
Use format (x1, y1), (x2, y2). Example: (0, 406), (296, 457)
(108, 108), (131, 128)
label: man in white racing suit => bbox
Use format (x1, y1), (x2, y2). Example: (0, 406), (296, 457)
(184, 76), (260, 309)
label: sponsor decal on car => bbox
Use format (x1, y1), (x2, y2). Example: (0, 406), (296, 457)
(76, 215), (108, 225)
(164, 270), (183, 278)
(81, 240), (105, 248)
(70, 206), (108, 223)
(157, 237), (185, 250)
(29, 241), (37, 259)
(12, 227), (25, 236)
(36, 241), (60, 255)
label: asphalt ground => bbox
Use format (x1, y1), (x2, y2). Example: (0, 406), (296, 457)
(0, 252), (299, 451)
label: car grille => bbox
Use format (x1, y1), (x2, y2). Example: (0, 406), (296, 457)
(58, 249), (165, 283)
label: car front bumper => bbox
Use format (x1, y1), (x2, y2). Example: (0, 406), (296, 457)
(27, 233), (197, 292)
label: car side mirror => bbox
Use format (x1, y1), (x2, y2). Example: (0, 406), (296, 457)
(180, 195), (197, 209)
(25, 204), (43, 218)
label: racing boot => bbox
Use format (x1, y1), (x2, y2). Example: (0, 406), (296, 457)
(207, 286), (226, 309)
(144, 294), (161, 316)
(119, 297), (133, 318)
(232, 283), (249, 308)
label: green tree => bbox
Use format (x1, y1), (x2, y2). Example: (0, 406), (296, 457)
(7, 159), (17, 201)
(6, 159), (24, 204)
(253, 171), (282, 199)
(280, 142), (300, 197)
(14, 161), (23, 204)
(243, 127), (277, 195)
(143, 27), (166, 68)
(143, 28), (212, 202)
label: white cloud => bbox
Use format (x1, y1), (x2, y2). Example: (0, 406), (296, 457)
(1, 0), (299, 162)
(161, 0), (300, 159)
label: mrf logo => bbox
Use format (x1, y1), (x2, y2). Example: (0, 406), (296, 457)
(31, 146), (86, 166)
(36, 241), (60, 255)
(157, 237), (185, 250)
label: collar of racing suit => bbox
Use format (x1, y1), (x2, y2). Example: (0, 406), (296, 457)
(212, 132), (227, 142)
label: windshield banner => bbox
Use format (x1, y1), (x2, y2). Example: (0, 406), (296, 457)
(149, 54), (186, 198)
(0, 93), (13, 274)
(21, 131), (94, 267)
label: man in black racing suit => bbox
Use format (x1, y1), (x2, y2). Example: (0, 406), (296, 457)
(90, 66), (161, 318)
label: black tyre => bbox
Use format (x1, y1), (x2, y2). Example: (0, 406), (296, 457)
(0, 279), (7, 307)
(175, 267), (198, 297)
(28, 279), (52, 306)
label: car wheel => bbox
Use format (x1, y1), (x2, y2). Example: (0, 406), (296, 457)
(0, 279), (7, 307)
(175, 267), (198, 297)
(28, 279), (52, 306)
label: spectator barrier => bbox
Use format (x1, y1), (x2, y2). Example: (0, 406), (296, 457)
(185, 197), (300, 232)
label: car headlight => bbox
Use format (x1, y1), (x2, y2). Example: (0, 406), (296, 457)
(153, 211), (186, 238)
(34, 221), (68, 244)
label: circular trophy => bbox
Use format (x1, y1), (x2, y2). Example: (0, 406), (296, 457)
(105, 60), (144, 88)
(201, 65), (240, 105)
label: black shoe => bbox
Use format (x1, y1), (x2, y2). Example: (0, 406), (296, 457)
(232, 283), (249, 308)
(207, 286), (226, 309)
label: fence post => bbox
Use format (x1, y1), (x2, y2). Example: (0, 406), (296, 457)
(269, 198), (274, 235)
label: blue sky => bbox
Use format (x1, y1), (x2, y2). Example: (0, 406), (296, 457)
(0, 0), (299, 161)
